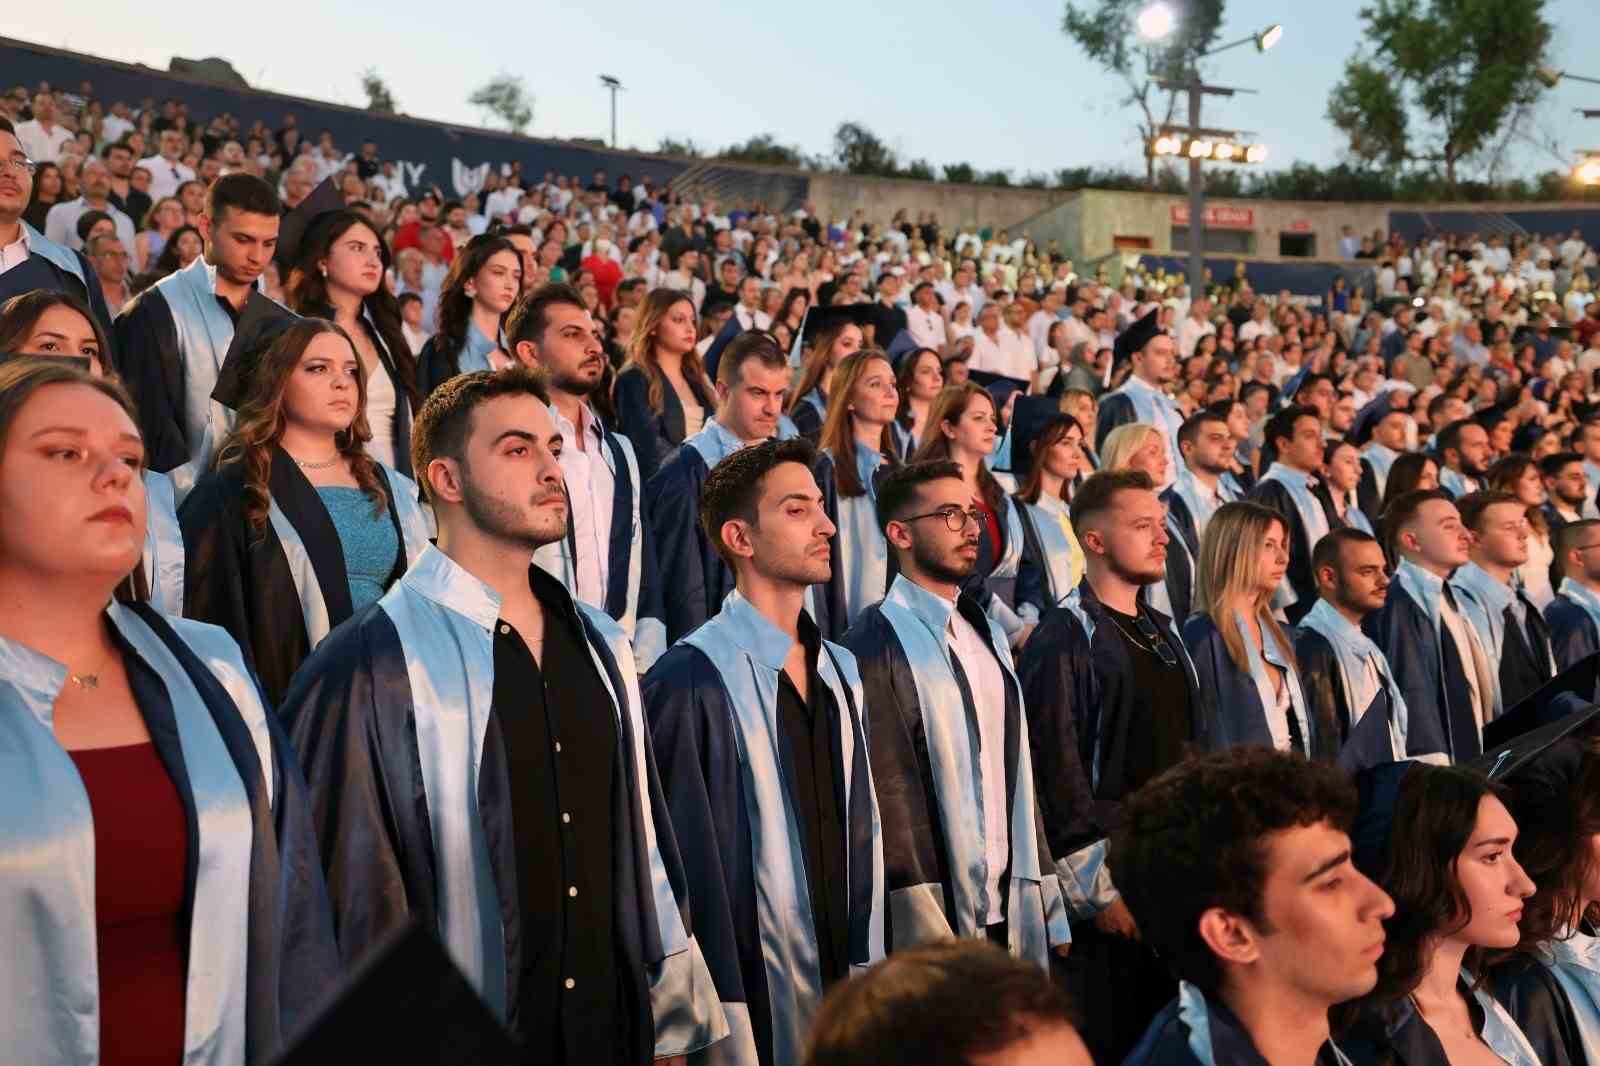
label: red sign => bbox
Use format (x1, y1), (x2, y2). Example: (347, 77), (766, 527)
(1170, 203), (1255, 229)
(1286, 219), (1313, 233)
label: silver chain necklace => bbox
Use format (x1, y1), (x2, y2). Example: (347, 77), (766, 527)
(293, 453), (342, 470)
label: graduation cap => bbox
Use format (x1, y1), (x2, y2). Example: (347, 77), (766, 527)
(884, 328), (922, 371)
(1472, 699), (1600, 784)
(275, 176), (346, 268)
(701, 312), (745, 384)
(1350, 390), (1412, 447)
(1336, 700), (1406, 775)
(800, 302), (876, 345)
(967, 369), (1030, 414)
(271, 918), (519, 1065)
(1478, 652), (1600, 757)
(211, 292), (301, 411)
(1005, 395), (1071, 480)
(1110, 308), (1163, 376)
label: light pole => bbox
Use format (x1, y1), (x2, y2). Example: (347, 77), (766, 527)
(1140, 8), (1282, 298)
(599, 74), (623, 149)
(1538, 67), (1600, 184)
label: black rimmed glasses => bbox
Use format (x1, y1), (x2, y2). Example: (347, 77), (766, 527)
(903, 505), (985, 533)
(1, 156), (37, 178)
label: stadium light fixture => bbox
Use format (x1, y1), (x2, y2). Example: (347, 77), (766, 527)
(1136, 2), (1176, 42)
(1575, 156), (1600, 186)
(1256, 24), (1284, 52)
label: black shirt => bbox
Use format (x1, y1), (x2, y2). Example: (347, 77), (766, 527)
(492, 570), (623, 1065)
(773, 618), (852, 988)
(1103, 606), (1192, 794)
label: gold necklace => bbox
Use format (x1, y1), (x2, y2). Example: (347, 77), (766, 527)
(293, 453), (342, 470)
(68, 650), (110, 690)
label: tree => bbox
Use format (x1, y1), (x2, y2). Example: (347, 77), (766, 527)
(1326, 0), (1551, 196)
(469, 75), (534, 134)
(942, 162), (977, 184)
(718, 133), (808, 168)
(656, 137), (703, 158)
(1061, 0), (1226, 188)
(361, 69), (397, 114)
(833, 121), (899, 176)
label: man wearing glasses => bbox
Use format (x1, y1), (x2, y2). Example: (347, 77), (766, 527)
(136, 129), (195, 201)
(88, 233), (132, 315)
(1545, 518), (1600, 669)
(0, 117), (113, 332)
(1450, 491), (1555, 715)
(842, 461), (1072, 964)
(1014, 468), (1203, 1064)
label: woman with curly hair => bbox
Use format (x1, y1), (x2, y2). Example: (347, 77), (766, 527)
(178, 316), (430, 706)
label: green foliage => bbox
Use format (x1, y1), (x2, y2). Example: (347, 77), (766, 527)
(982, 169), (1013, 187)
(717, 133), (809, 167)
(833, 121), (900, 176)
(1326, 0), (1552, 192)
(360, 69), (397, 114)
(903, 158), (937, 181)
(468, 75), (534, 134)
(656, 137), (703, 159)
(943, 162), (977, 184)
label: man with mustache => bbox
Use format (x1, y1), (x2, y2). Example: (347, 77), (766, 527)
(644, 437), (885, 1066)
(1015, 469), (1205, 1063)
(512, 283), (667, 672)
(842, 461), (1072, 963)
(281, 368), (726, 1065)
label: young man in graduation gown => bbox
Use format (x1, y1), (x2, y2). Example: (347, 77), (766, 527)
(0, 118), (113, 334)
(512, 282), (667, 672)
(1364, 489), (1494, 762)
(1353, 390), (1412, 523)
(645, 330), (819, 644)
(1014, 469), (1206, 1064)
(1158, 409), (1244, 625)
(841, 460), (1071, 964)
(114, 173), (281, 497)
(1545, 518), (1600, 670)
(280, 368), (728, 1066)
(643, 437), (886, 1066)
(1116, 748), (1395, 1066)
(1435, 417), (1490, 500)
(1250, 405), (1332, 625)
(1450, 491), (1556, 716)
(1295, 528), (1412, 760)
(1094, 309), (1182, 489)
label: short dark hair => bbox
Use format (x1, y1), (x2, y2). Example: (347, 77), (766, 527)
(801, 941), (1078, 1066)
(1069, 468), (1155, 532)
(1264, 404), (1318, 453)
(1111, 747), (1358, 995)
(1381, 488), (1454, 558)
(102, 140), (131, 159)
(1554, 518), (1600, 583)
(699, 437), (817, 568)
(1540, 451), (1584, 480)
(716, 330), (787, 387)
(0, 116), (13, 136)
(205, 172), (280, 225)
(1312, 526), (1378, 581)
(396, 292), (422, 309)
(1436, 418), (1476, 457)
(875, 460), (963, 534)
(1454, 489), (1521, 533)
(505, 282), (587, 348)
(1177, 409), (1227, 455)
(410, 367), (550, 502)
(1425, 393), (1454, 424)
(1240, 382), (1273, 406)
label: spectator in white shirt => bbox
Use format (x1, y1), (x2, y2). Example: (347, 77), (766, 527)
(1238, 300), (1277, 343)
(1174, 298), (1216, 357)
(43, 157), (136, 252)
(732, 275), (771, 331)
(1026, 286), (1065, 363)
(136, 129), (195, 201)
(906, 282), (948, 353)
(373, 161), (408, 203)
(14, 94), (74, 165)
(970, 301), (1038, 384)
(99, 102), (135, 147)
(397, 292), (431, 356)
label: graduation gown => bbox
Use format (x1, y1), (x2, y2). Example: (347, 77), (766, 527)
(0, 222), (112, 340)
(790, 388), (826, 444)
(1547, 578), (1600, 672)
(612, 363), (718, 483)
(279, 546), (727, 1063)
(114, 256), (253, 497)
(1342, 971), (1543, 1066)
(1294, 600), (1410, 761)
(301, 303), (413, 477)
(1489, 948), (1595, 1066)
(643, 591), (886, 1066)
(1094, 375), (1183, 487)
(141, 468), (185, 615)
(815, 443), (892, 641)
(1127, 982), (1356, 1066)
(1450, 563), (1556, 717)
(1250, 466), (1331, 625)
(417, 320), (504, 399)
(0, 601), (338, 1066)
(1013, 493), (1084, 625)
(1358, 443), (1401, 523)
(1183, 612), (1324, 757)
(1364, 561), (1487, 762)
(841, 577), (1071, 963)
(970, 491), (1028, 641)
(534, 414), (668, 671)
(178, 448), (431, 708)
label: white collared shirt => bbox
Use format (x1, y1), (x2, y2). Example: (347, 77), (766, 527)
(944, 599), (1009, 926)
(1438, 595), (1487, 731)
(734, 305), (771, 332)
(907, 306), (947, 351)
(136, 155), (196, 201)
(0, 224), (29, 277)
(551, 402), (616, 609)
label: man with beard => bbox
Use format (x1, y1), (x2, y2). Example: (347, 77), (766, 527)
(1541, 452), (1590, 529)
(512, 283), (666, 671)
(1163, 410), (1246, 625)
(1251, 405), (1332, 624)
(842, 461), (1071, 963)
(281, 368), (726, 1065)
(644, 438), (886, 1066)
(1015, 470), (1205, 1063)
(114, 172), (281, 496)
(1096, 311), (1182, 489)
(1435, 417), (1489, 499)
(1294, 529), (1411, 760)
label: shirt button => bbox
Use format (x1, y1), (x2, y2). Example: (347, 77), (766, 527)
(562, 812), (571, 824)
(554, 741), (562, 753)
(499, 623), (510, 635)
(568, 885), (578, 898)
(564, 977), (576, 990)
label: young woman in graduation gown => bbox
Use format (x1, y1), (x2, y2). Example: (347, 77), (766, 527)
(813, 350), (901, 639)
(1183, 502), (1326, 757)
(180, 317), (430, 707)
(0, 360), (337, 1065)
(612, 288), (716, 481)
(911, 382), (1027, 646)
(889, 346), (943, 459)
(286, 208), (419, 476)
(0, 290), (185, 614)
(1338, 763), (1544, 1066)
(1489, 737), (1600, 1066)
(1009, 408), (1087, 625)
(787, 311), (867, 443)
(417, 234), (522, 398)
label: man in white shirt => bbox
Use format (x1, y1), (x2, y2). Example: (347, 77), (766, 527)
(732, 274), (771, 332)
(906, 281), (948, 352)
(44, 157), (137, 252)
(1174, 297), (1216, 358)
(14, 94), (74, 165)
(137, 129), (196, 201)
(1238, 300), (1277, 343)
(99, 102), (136, 147)
(484, 175), (523, 223)
(662, 247), (707, 312)
(398, 293), (430, 356)
(1027, 286), (1065, 364)
(989, 302), (1038, 383)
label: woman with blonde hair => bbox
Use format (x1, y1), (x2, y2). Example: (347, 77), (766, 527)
(179, 314), (430, 706)
(788, 306), (867, 442)
(135, 195), (184, 274)
(1102, 420), (1190, 622)
(613, 286), (715, 480)
(1182, 500), (1322, 755)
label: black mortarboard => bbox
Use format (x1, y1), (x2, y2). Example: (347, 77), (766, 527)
(884, 328), (920, 370)
(1473, 701), (1600, 784)
(1480, 653), (1600, 755)
(967, 369), (1029, 415)
(1336, 700), (1404, 775)
(211, 292), (301, 411)
(1351, 390), (1411, 446)
(271, 919), (519, 1065)
(1006, 395), (1070, 480)
(701, 312), (745, 384)
(275, 176), (346, 268)
(1110, 308), (1163, 372)
(800, 302), (876, 345)
(1350, 761), (1419, 880)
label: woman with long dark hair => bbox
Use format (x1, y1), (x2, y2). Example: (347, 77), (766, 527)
(1319, 438), (1376, 535)
(287, 209), (419, 474)
(417, 234), (521, 397)
(1341, 763), (1541, 1066)
(1381, 451), (1441, 516)
(179, 316), (430, 706)
(1010, 407), (1086, 623)
(145, 223), (202, 282)
(21, 160), (62, 232)
(789, 308), (867, 442)
(891, 346), (944, 458)
(613, 287), (716, 480)
(0, 358), (336, 1066)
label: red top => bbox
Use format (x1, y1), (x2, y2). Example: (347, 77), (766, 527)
(974, 496), (1003, 559)
(69, 742), (189, 1066)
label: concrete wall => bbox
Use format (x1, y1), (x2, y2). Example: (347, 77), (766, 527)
(806, 173), (1075, 232)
